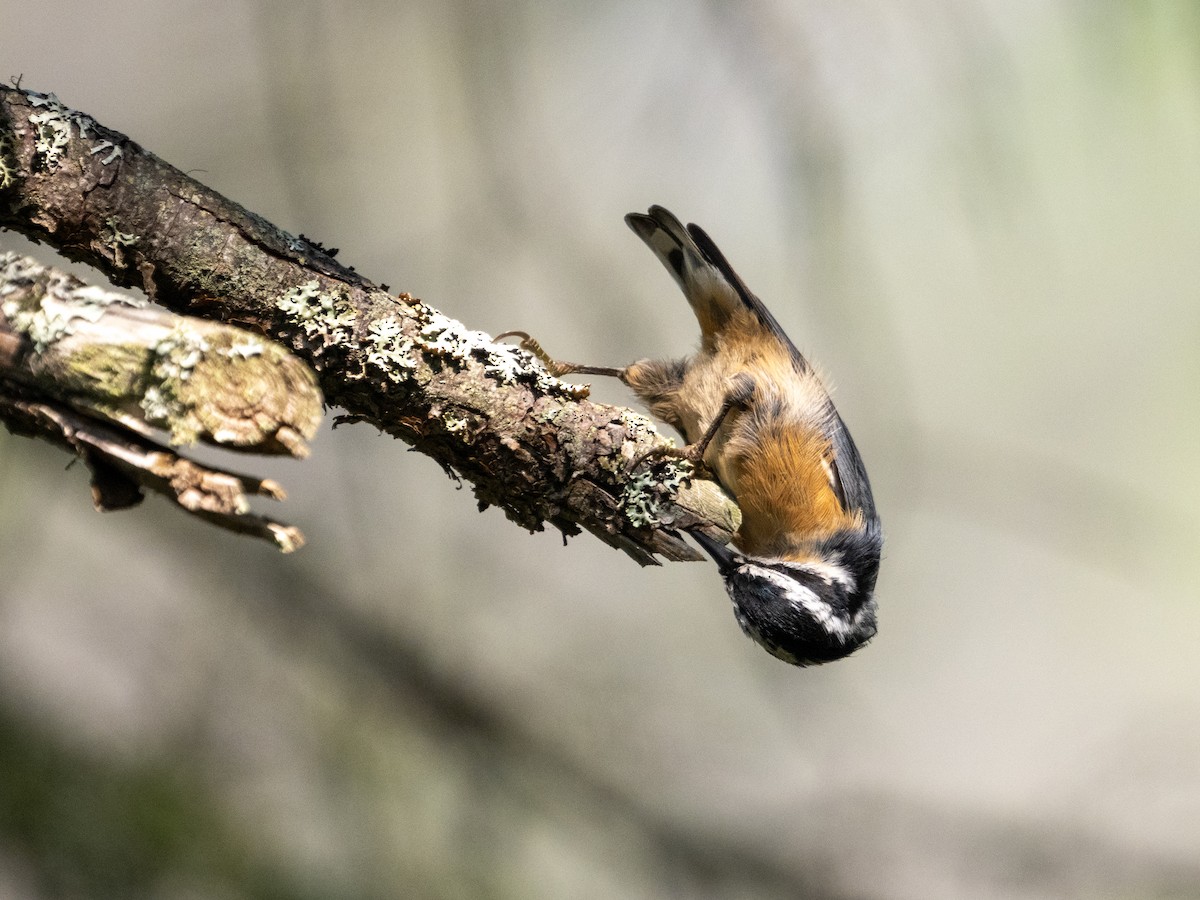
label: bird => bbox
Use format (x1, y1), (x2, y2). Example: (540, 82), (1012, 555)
(503, 206), (882, 666)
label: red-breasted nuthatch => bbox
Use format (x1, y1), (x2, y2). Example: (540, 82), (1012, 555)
(504, 206), (882, 666)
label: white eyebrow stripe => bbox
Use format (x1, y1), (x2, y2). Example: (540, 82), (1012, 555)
(737, 563), (858, 638)
(749, 558), (856, 591)
(797, 559), (855, 589)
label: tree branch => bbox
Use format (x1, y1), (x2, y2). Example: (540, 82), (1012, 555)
(0, 85), (739, 563)
(0, 252), (320, 550)
(0, 393), (306, 551)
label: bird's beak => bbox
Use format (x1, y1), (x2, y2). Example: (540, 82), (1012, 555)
(689, 529), (738, 573)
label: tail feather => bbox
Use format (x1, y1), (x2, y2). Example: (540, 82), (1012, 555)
(624, 206), (700, 294)
(625, 206), (743, 341)
(625, 206), (806, 374)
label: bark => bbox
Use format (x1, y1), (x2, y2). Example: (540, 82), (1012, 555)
(0, 253), (320, 549)
(0, 86), (738, 563)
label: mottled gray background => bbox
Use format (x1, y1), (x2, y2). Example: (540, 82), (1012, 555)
(1, 3), (1198, 898)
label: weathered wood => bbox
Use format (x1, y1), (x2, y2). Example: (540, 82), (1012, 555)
(0, 253), (323, 550)
(0, 86), (740, 562)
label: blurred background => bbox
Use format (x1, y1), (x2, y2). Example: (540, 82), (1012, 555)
(2, 2), (1199, 898)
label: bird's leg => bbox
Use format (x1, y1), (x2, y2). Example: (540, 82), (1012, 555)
(629, 374), (756, 473)
(495, 331), (625, 379)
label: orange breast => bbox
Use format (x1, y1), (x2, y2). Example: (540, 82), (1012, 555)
(729, 425), (860, 559)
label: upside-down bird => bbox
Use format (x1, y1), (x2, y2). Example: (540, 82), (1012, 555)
(504, 206), (882, 666)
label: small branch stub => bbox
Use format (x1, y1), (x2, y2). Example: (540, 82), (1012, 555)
(0, 252), (323, 551)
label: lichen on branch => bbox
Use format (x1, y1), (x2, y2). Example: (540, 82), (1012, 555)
(0, 84), (739, 563)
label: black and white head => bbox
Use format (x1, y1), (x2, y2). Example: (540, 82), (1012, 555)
(691, 527), (881, 666)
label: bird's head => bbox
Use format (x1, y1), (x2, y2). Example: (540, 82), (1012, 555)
(691, 525), (881, 666)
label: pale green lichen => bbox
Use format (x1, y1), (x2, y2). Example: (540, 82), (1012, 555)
(442, 412), (469, 433)
(276, 281), (356, 347)
(27, 91), (123, 170)
(617, 407), (658, 437)
(368, 316), (404, 343)
(65, 283), (147, 310)
(0, 131), (16, 190)
(2, 293), (74, 352)
(30, 109), (69, 171)
(283, 284), (587, 402)
(620, 457), (694, 528)
(1, 253), (46, 294)
(483, 346), (526, 385)
(411, 307), (589, 398)
(597, 453), (623, 475)
(140, 325), (211, 445)
(489, 337), (591, 400)
(365, 315), (417, 381)
(88, 140), (122, 165)
(100, 217), (139, 268)
(0, 253), (145, 352)
(417, 311), (489, 364)
(16, 308), (71, 351)
(102, 216), (139, 248)
(603, 409), (665, 480)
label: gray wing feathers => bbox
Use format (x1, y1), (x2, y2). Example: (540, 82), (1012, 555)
(828, 412), (877, 520)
